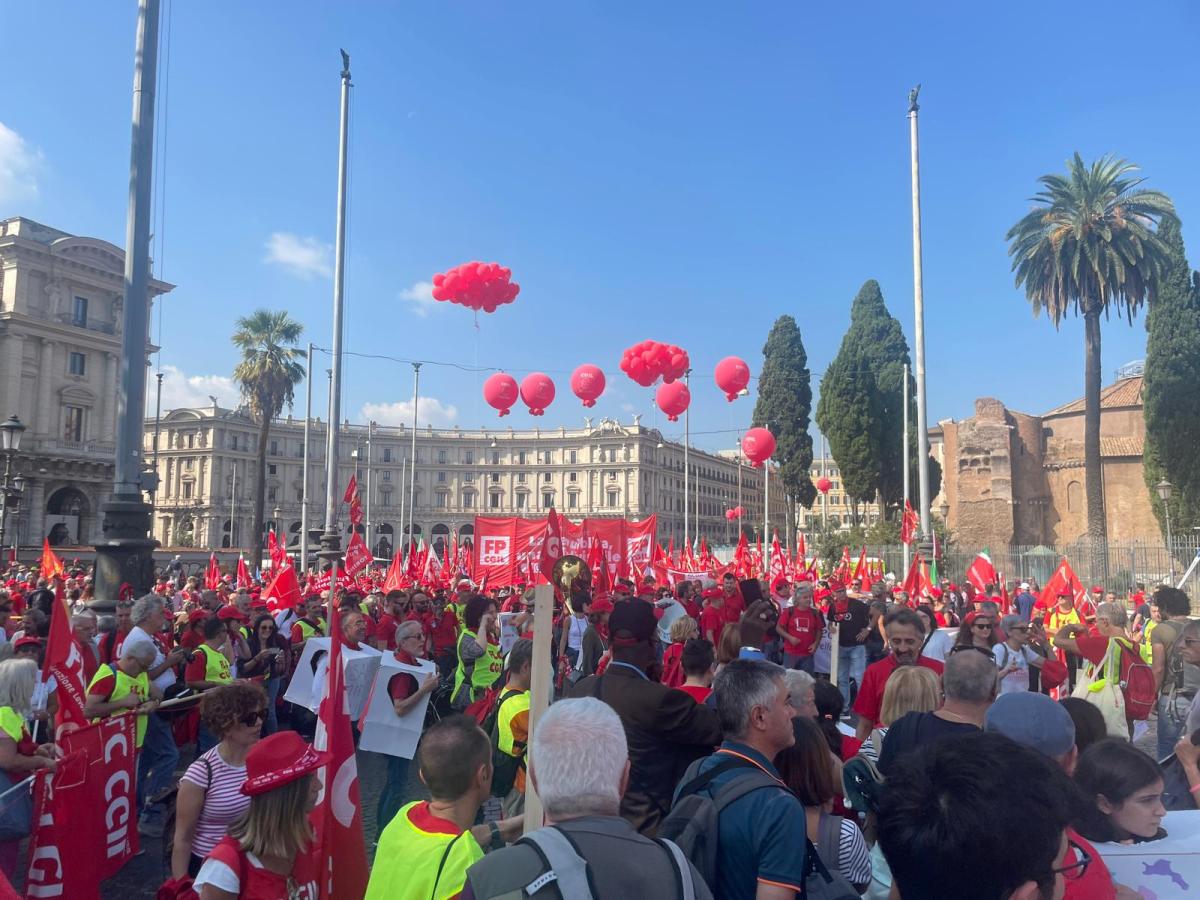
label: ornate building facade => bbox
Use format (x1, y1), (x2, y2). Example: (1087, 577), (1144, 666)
(0, 217), (171, 547)
(144, 406), (786, 559)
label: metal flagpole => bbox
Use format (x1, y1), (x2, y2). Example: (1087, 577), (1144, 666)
(365, 420), (374, 556)
(764, 461), (769, 549)
(908, 85), (932, 541)
(406, 363), (421, 561)
(683, 370), (690, 551)
(903, 363), (911, 578)
(300, 342), (313, 573)
(320, 51), (352, 573)
(821, 434), (828, 530)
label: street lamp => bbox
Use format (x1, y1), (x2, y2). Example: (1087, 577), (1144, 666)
(1156, 479), (1175, 583)
(0, 416), (27, 556)
(938, 499), (950, 521)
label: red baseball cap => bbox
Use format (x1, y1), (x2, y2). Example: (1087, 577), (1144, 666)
(591, 596), (615, 614)
(188, 610), (210, 623)
(13, 636), (41, 651)
(241, 731), (330, 797)
(827, 578), (845, 591)
(217, 605), (248, 622)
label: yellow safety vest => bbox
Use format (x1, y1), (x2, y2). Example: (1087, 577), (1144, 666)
(198, 644), (232, 684)
(453, 630), (502, 702)
(0, 706), (28, 745)
(87, 664), (151, 748)
(365, 801), (483, 900)
(296, 618), (325, 642)
(496, 689), (530, 758)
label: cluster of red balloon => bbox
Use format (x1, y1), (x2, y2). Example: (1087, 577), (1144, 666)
(741, 428), (776, 468)
(431, 261), (520, 313)
(724, 506), (745, 521)
(619, 340), (690, 388)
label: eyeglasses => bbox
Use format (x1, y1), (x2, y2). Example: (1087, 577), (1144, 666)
(971, 622), (993, 631)
(950, 645), (995, 660)
(1051, 840), (1091, 881)
(239, 709), (266, 727)
(400, 633), (423, 643)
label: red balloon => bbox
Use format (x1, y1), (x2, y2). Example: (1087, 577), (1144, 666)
(742, 427), (776, 467)
(570, 364), (606, 408)
(816, 477), (832, 495)
(725, 509), (736, 521)
(429, 261), (520, 314)
(620, 340), (690, 387)
(714, 356), (751, 402)
(655, 381), (691, 422)
(520, 372), (556, 417)
(483, 373), (519, 417)
(735, 506), (744, 517)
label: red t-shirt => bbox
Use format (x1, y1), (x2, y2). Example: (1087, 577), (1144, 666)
(779, 607), (824, 656)
(661, 642), (685, 688)
(430, 608), (458, 653)
(375, 613), (400, 651)
(852, 655), (945, 727)
(722, 588), (745, 620)
(698, 605), (725, 643)
(1063, 827), (1115, 900)
(180, 630), (205, 650)
(1074, 635), (1140, 685)
(675, 684), (712, 704)
(206, 835), (319, 900)
(500, 595), (524, 613)
(680, 598), (701, 620)
(388, 649), (419, 701)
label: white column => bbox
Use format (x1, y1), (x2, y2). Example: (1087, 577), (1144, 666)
(37, 339), (55, 437)
(2, 334), (23, 419)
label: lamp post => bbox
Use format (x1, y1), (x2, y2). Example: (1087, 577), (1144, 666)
(9, 475), (26, 559)
(1157, 479), (1175, 582)
(0, 416), (27, 557)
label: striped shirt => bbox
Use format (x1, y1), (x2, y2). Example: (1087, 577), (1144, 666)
(182, 745), (250, 858)
(834, 817), (872, 886)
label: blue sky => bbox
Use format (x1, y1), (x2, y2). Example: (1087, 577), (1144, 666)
(4, 1), (1198, 453)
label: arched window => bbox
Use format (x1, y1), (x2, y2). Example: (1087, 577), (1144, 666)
(1066, 480), (1082, 513)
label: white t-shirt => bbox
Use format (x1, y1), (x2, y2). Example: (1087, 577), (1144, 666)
(125, 625), (176, 693)
(920, 629), (954, 663)
(994, 643), (1037, 694)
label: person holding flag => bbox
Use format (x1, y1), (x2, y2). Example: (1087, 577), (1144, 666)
(0, 658), (56, 879)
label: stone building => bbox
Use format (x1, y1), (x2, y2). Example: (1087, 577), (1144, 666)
(931, 373), (1156, 548)
(0, 216), (171, 547)
(144, 405), (786, 560)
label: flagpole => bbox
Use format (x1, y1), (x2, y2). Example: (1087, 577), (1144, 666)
(683, 369), (691, 551)
(903, 362), (910, 579)
(397, 456), (407, 563)
(406, 363), (421, 562)
(301, 342), (313, 574)
(763, 461), (769, 551)
(365, 420), (374, 557)
(320, 50), (352, 574)
(908, 85), (932, 541)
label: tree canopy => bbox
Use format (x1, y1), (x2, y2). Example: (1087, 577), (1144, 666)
(815, 353), (883, 505)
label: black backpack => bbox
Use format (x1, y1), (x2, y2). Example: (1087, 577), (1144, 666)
(486, 688), (527, 798)
(658, 756), (779, 890)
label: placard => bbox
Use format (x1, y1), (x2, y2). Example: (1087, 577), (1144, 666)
(1096, 811), (1200, 898)
(357, 655), (437, 758)
(499, 612), (521, 656)
(282, 637), (382, 720)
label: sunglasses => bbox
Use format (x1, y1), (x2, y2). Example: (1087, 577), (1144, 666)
(239, 709), (266, 727)
(971, 623), (994, 631)
(259, 625), (277, 633)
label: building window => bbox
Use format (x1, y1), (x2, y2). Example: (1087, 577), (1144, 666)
(296, 489), (303, 502)
(72, 296), (88, 326)
(491, 451), (500, 465)
(270, 440), (279, 455)
(543, 472), (552, 483)
(463, 492), (475, 508)
(437, 471), (447, 483)
(383, 470), (391, 482)
(383, 448), (392, 462)
(463, 473), (474, 483)
(518, 451), (527, 465)
(517, 473), (526, 484)
(185, 458), (194, 471)
(568, 493), (579, 509)
(63, 405), (85, 441)
(268, 487), (277, 503)
(491, 472), (500, 483)
(268, 464), (277, 475)
(608, 490), (619, 507)
(516, 493), (527, 510)
(464, 450), (474, 465)
(438, 449), (447, 464)
(187, 433), (195, 449)
(569, 450), (577, 464)
(436, 492), (447, 508)
(569, 472), (578, 483)
(68, 352), (86, 376)
(489, 493), (501, 509)
(543, 492), (553, 507)
(183, 481), (193, 499)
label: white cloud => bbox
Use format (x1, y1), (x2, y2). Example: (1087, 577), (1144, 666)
(0, 121), (44, 206)
(362, 396), (459, 428)
(149, 364), (241, 413)
(399, 280), (439, 317)
(263, 232), (332, 279)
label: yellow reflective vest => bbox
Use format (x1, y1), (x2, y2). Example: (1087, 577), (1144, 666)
(365, 800), (483, 900)
(87, 664), (151, 747)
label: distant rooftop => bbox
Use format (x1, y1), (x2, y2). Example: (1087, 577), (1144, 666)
(0, 216), (75, 244)
(1042, 376), (1144, 418)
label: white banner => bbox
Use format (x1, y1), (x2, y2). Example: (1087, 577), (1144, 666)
(1097, 810), (1200, 898)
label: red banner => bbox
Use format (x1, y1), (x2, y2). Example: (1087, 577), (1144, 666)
(24, 715), (138, 899)
(42, 597), (88, 740)
(344, 532), (372, 576)
(472, 516), (657, 588)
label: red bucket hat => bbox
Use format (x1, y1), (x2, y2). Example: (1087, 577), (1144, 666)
(241, 731), (330, 797)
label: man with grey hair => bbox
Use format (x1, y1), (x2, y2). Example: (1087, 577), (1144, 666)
(124, 593), (187, 836)
(878, 643), (998, 776)
(464, 698), (712, 900)
(665, 659), (807, 900)
(1054, 600), (1140, 736)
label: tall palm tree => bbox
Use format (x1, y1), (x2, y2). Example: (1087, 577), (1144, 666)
(232, 310), (306, 557)
(1006, 154), (1174, 548)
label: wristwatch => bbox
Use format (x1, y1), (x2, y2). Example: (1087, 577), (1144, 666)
(487, 820), (504, 851)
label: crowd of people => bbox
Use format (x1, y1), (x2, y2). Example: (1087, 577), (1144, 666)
(0, 555), (1196, 899)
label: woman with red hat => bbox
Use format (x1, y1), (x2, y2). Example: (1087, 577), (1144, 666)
(193, 730), (327, 899)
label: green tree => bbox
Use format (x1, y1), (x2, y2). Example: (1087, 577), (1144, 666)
(753, 316), (816, 538)
(232, 310), (306, 555)
(815, 354), (884, 505)
(1006, 154), (1174, 545)
(1143, 215), (1200, 538)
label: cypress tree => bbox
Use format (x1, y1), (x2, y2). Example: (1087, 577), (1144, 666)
(815, 353), (884, 504)
(753, 316), (816, 537)
(1143, 215), (1200, 535)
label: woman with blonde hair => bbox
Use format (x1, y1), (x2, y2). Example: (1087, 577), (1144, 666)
(0, 658), (55, 877)
(715, 622), (742, 672)
(660, 614), (699, 687)
(859, 666), (940, 762)
(194, 730), (327, 898)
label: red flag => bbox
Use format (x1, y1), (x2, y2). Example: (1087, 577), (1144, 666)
(344, 532), (372, 576)
(39, 538), (64, 582)
(769, 533), (787, 586)
(665, 537), (675, 567)
(731, 532), (749, 578)
(381, 551), (406, 593)
(43, 596), (88, 738)
(834, 546), (852, 582)
(900, 499), (919, 546)
(901, 552), (926, 599)
(311, 595), (370, 900)
(587, 538), (610, 595)
(204, 552), (221, 590)
(966, 551), (998, 594)
(348, 494), (364, 527)
(263, 564), (303, 613)
(1036, 558), (1088, 614)
(267, 529), (288, 570)
(236, 556), (251, 589)
(539, 509), (562, 585)
(851, 546), (868, 583)
(342, 474), (358, 505)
